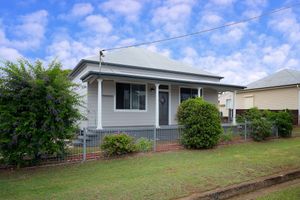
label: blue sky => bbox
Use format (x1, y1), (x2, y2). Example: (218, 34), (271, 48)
(0, 0), (300, 85)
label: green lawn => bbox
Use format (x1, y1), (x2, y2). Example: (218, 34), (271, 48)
(1, 138), (300, 200)
(257, 182), (300, 200)
(292, 126), (300, 137)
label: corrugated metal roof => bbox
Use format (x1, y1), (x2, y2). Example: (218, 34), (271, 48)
(246, 69), (300, 89)
(83, 47), (221, 78)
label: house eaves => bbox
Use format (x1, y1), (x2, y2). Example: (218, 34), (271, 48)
(81, 71), (245, 91)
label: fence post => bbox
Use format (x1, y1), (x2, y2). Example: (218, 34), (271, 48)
(244, 120), (247, 141)
(153, 126), (157, 152)
(83, 128), (87, 162)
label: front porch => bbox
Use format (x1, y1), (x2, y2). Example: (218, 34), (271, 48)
(83, 74), (241, 130)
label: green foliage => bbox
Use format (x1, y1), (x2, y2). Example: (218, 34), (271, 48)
(101, 134), (136, 157)
(135, 137), (153, 152)
(220, 128), (234, 142)
(237, 107), (262, 123)
(0, 60), (82, 166)
(238, 108), (293, 141)
(177, 97), (222, 149)
(268, 110), (293, 138)
(251, 118), (272, 141)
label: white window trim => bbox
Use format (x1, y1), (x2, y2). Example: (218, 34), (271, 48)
(114, 81), (148, 112)
(178, 86), (201, 104)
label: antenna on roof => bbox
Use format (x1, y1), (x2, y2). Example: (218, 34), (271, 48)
(99, 50), (104, 72)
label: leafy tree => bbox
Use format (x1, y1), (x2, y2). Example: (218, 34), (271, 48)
(177, 97), (222, 149)
(0, 60), (82, 166)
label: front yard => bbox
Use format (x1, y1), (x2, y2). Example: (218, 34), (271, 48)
(1, 138), (300, 200)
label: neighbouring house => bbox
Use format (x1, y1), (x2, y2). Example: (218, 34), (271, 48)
(219, 69), (300, 125)
(69, 47), (244, 130)
(219, 92), (234, 123)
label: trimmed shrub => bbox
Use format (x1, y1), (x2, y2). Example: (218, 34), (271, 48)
(177, 97), (222, 149)
(251, 118), (272, 141)
(135, 138), (153, 152)
(100, 134), (136, 157)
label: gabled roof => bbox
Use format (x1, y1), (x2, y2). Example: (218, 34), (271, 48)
(72, 47), (222, 79)
(246, 69), (300, 90)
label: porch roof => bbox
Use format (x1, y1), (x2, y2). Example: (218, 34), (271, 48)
(81, 71), (245, 91)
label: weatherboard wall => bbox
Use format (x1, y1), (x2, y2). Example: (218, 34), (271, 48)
(85, 79), (219, 128)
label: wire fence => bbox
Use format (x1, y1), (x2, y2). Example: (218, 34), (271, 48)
(2, 123), (283, 167)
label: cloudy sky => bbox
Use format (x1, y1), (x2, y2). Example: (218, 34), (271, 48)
(0, 0), (300, 85)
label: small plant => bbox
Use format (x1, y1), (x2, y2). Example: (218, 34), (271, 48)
(100, 133), (136, 157)
(135, 138), (153, 152)
(251, 118), (272, 141)
(220, 128), (234, 142)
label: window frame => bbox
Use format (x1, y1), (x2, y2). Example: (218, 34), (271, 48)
(114, 81), (147, 112)
(179, 86), (200, 103)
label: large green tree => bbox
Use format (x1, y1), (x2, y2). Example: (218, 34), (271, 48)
(0, 60), (82, 166)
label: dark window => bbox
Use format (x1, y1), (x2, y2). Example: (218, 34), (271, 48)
(159, 85), (169, 90)
(180, 88), (198, 102)
(116, 83), (146, 110)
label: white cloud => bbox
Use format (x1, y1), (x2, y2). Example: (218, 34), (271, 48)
(151, 0), (195, 36)
(269, 9), (300, 43)
(0, 46), (23, 61)
(101, 0), (142, 21)
(46, 39), (97, 68)
(71, 3), (94, 17)
(262, 44), (291, 66)
(179, 45), (278, 85)
(203, 13), (223, 25)
(209, 23), (247, 45)
(211, 0), (236, 6)
(11, 10), (48, 50)
(60, 3), (94, 19)
(80, 15), (112, 33)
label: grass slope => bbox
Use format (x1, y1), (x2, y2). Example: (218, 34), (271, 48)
(1, 138), (300, 200)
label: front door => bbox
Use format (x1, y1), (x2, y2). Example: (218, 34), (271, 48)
(159, 92), (169, 125)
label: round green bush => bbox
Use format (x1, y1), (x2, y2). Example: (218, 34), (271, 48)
(251, 118), (272, 141)
(100, 133), (136, 157)
(177, 97), (222, 149)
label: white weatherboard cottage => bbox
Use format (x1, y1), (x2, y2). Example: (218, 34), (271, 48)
(69, 47), (244, 130)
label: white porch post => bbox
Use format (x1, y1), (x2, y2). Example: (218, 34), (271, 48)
(198, 87), (202, 97)
(155, 83), (160, 128)
(97, 79), (103, 129)
(232, 90), (237, 124)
